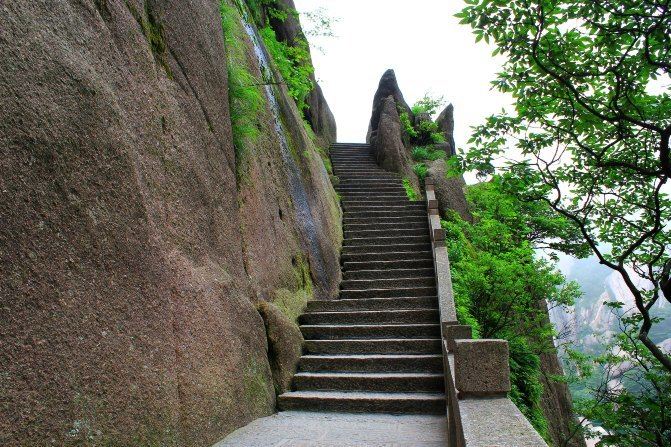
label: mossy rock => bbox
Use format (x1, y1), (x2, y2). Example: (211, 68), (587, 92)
(257, 301), (304, 395)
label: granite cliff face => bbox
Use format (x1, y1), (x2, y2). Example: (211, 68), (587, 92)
(0, 1), (339, 445)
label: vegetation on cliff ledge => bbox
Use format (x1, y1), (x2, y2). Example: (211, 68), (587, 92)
(457, 0), (671, 444)
(443, 175), (585, 440)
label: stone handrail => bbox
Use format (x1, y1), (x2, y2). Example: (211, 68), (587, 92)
(424, 179), (548, 447)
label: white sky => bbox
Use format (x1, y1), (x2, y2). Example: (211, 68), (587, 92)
(294, 0), (512, 150)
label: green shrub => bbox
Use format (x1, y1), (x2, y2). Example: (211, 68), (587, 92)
(413, 163), (428, 182)
(412, 146), (447, 162)
(259, 26), (314, 111)
(399, 94), (446, 146)
(411, 93), (445, 117)
(402, 178), (420, 201)
(399, 111), (417, 140)
(415, 119), (445, 145)
(508, 339), (549, 440)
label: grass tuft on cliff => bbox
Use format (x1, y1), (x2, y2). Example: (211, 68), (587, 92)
(220, 0), (264, 176)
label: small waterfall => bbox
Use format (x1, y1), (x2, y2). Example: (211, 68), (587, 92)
(237, 5), (328, 288)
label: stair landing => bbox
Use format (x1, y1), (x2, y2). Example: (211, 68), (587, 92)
(214, 411), (447, 447)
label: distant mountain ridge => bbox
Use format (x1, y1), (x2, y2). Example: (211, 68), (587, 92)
(551, 255), (671, 354)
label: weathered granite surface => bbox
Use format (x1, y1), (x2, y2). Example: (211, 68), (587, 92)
(444, 325), (473, 352)
(367, 69), (413, 142)
(454, 340), (511, 397)
(460, 398), (548, 447)
(370, 96), (416, 186)
(436, 104), (456, 156)
(426, 159), (472, 222)
(0, 1), (339, 445)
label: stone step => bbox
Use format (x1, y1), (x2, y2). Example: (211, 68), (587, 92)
(330, 149), (371, 154)
(343, 204), (426, 213)
(338, 182), (404, 189)
(345, 211), (427, 220)
(331, 151), (372, 154)
(344, 267), (435, 280)
(340, 276), (435, 291)
(343, 258), (434, 271)
(303, 338), (442, 355)
(336, 186), (407, 192)
(333, 166), (385, 170)
(343, 235), (430, 247)
(331, 162), (382, 166)
(293, 372), (445, 393)
(336, 176), (401, 181)
(338, 176), (400, 182)
(341, 198), (415, 206)
(340, 194), (411, 201)
(339, 286), (437, 299)
(343, 216), (426, 225)
(298, 354), (444, 373)
(278, 390), (445, 415)
(344, 228), (427, 238)
(344, 221), (429, 232)
(300, 323), (440, 340)
(336, 172), (399, 177)
(341, 242), (432, 255)
(341, 250), (433, 263)
(306, 296), (438, 312)
(339, 192), (410, 199)
(336, 173), (390, 177)
(299, 308), (439, 325)
(337, 177), (402, 182)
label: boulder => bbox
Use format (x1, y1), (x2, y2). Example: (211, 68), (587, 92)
(426, 159), (472, 222)
(371, 96), (417, 188)
(305, 81), (337, 148)
(367, 69), (413, 142)
(257, 302), (304, 395)
(436, 104), (456, 156)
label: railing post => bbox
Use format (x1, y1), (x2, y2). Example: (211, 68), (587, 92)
(454, 339), (511, 399)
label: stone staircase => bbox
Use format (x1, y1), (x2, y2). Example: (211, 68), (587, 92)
(278, 142), (446, 414)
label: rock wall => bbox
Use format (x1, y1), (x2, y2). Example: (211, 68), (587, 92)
(0, 1), (339, 446)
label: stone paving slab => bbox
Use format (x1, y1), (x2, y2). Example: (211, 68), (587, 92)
(214, 411), (448, 447)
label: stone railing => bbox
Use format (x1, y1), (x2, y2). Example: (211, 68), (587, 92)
(424, 179), (548, 447)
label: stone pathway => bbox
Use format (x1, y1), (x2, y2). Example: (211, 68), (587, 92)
(278, 142), (445, 413)
(214, 411), (448, 447)
(215, 144), (449, 446)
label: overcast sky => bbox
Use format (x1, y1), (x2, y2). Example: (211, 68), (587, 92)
(293, 0), (512, 150)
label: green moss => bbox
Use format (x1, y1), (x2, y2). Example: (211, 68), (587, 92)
(272, 254), (313, 323)
(127, 2), (172, 79)
(402, 178), (420, 201)
(242, 358), (273, 414)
